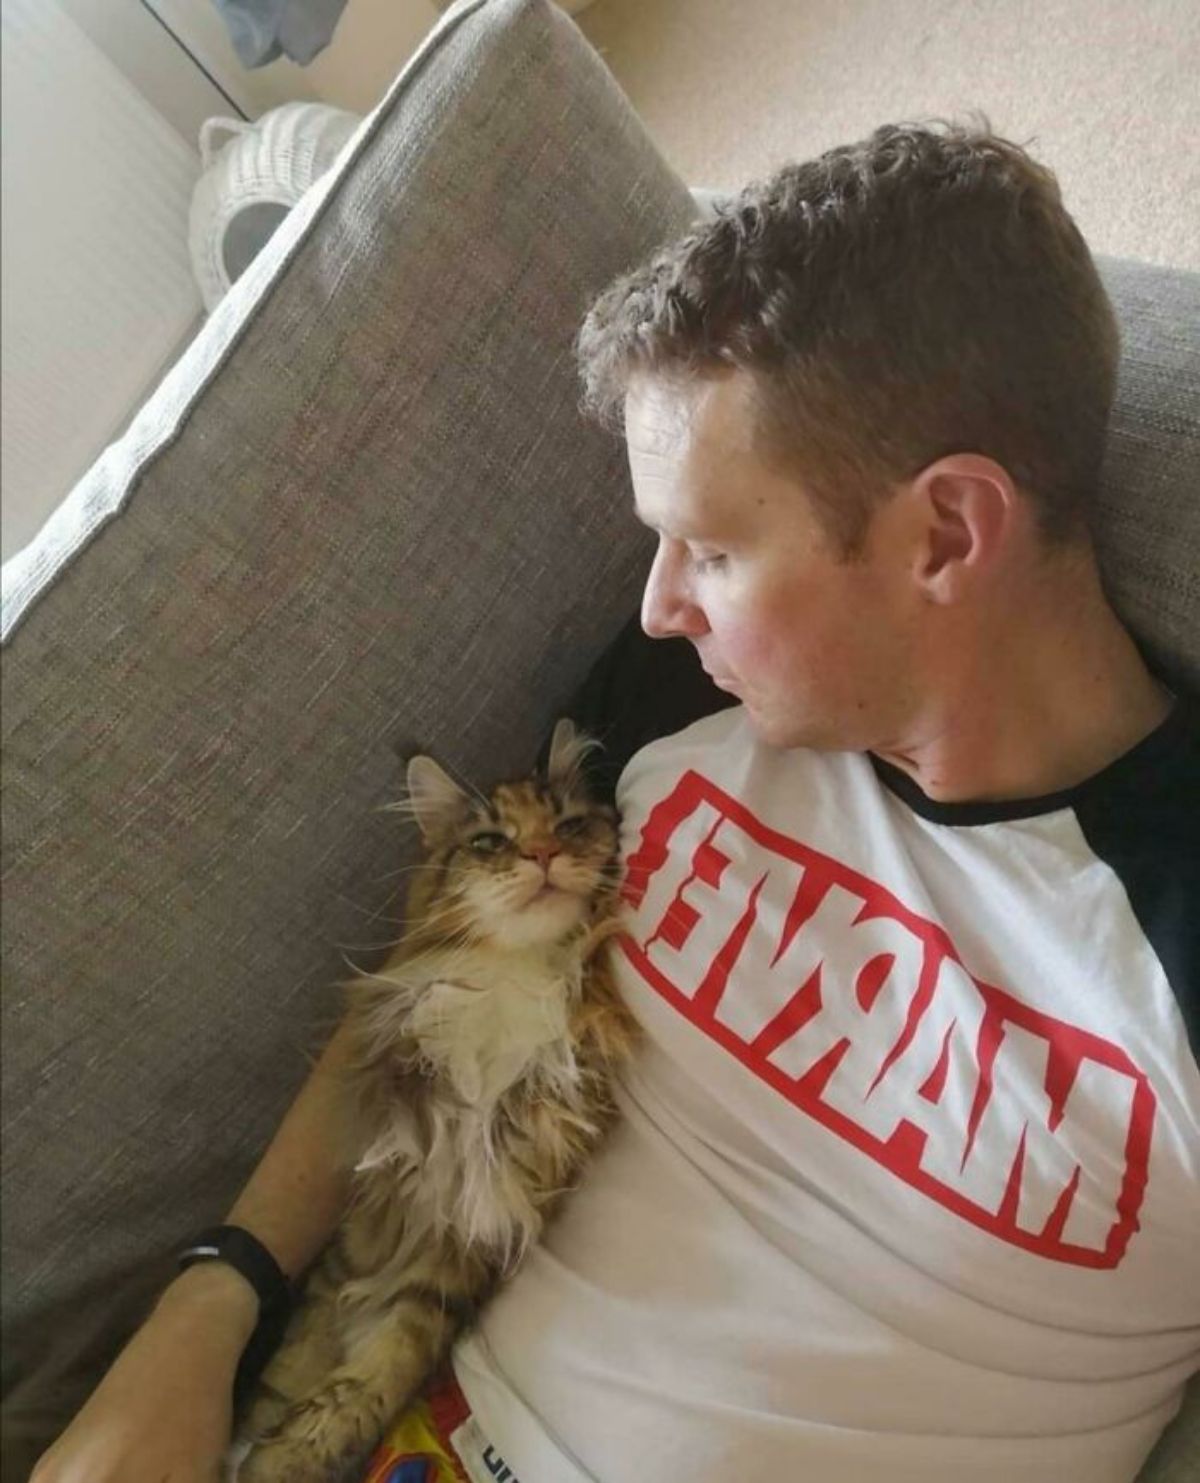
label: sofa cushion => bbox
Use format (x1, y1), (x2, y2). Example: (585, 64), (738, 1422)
(0, 0), (693, 1466)
(1091, 256), (1200, 694)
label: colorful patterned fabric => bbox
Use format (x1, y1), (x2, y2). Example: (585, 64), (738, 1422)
(362, 1367), (473, 1483)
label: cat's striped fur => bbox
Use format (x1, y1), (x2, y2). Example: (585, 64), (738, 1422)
(233, 719), (637, 1483)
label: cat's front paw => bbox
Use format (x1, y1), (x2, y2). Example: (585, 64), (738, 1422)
(238, 1378), (381, 1483)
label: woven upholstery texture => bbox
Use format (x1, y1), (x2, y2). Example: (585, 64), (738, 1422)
(0, 1), (693, 1465)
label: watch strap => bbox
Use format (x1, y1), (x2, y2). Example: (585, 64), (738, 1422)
(178, 1224), (296, 1410)
(177, 1221), (295, 1316)
(178, 1223), (294, 1319)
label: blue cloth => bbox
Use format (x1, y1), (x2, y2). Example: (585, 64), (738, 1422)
(213, 0), (350, 68)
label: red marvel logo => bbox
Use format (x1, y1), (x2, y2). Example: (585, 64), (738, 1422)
(619, 771), (1156, 1268)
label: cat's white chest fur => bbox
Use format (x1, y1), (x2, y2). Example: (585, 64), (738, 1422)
(407, 945), (581, 1108)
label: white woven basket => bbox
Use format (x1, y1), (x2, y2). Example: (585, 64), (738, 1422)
(188, 102), (361, 313)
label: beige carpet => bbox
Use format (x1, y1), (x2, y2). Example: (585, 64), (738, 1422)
(576, 0), (1200, 272)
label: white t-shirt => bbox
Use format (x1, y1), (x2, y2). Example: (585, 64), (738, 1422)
(451, 702), (1200, 1483)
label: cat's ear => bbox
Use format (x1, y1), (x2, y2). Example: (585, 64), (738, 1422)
(546, 717), (602, 795)
(403, 755), (473, 844)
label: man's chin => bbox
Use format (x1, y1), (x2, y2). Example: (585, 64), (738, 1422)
(739, 702), (798, 750)
(742, 702), (845, 753)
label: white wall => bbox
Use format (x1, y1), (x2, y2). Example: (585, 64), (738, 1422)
(153, 1), (593, 119)
(146, 0), (444, 118)
(0, 0), (445, 564)
(1, 0), (205, 562)
(0, 0), (585, 562)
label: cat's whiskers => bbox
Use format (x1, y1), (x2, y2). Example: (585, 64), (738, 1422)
(407, 888), (481, 932)
(344, 919), (480, 989)
(370, 861), (452, 885)
(346, 895), (481, 965)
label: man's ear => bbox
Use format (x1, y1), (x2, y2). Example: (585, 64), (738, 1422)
(909, 453), (1020, 603)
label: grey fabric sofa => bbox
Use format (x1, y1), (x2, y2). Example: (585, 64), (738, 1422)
(1, 1), (1196, 1477)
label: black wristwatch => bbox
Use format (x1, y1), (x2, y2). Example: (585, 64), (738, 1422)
(178, 1224), (297, 1408)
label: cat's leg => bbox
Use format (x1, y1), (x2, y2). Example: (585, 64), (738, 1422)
(233, 1267), (345, 1451)
(237, 1299), (458, 1483)
(238, 1249), (488, 1483)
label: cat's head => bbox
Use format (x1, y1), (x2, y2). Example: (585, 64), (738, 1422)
(395, 719), (619, 952)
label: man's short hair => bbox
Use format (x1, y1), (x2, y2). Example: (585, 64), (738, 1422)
(576, 117), (1119, 558)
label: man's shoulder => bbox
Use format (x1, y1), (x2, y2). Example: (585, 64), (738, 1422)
(1071, 696), (1200, 1057)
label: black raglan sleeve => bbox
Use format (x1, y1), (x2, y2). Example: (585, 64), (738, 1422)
(1073, 699), (1200, 1061)
(535, 612), (738, 804)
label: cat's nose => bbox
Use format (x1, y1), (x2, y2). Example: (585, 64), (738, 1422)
(523, 841), (561, 871)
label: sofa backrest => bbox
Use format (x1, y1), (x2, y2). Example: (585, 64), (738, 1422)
(0, 0), (691, 1465)
(1091, 256), (1200, 694)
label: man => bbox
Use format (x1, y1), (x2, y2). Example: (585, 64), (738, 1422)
(36, 120), (1198, 1483)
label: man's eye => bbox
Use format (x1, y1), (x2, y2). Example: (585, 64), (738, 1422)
(554, 816), (589, 838)
(469, 832), (509, 853)
(690, 553), (727, 573)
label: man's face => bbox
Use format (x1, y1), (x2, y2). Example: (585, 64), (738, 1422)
(627, 371), (920, 752)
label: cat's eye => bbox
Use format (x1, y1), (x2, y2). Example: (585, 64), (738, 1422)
(554, 816), (589, 838)
(468, 831), (510, 854)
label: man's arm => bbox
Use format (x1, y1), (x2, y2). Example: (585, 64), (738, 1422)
(222, 1015), (356, 1277)
(32, 1017), (356, 1483)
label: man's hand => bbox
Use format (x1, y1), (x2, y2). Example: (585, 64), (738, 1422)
(30, 1262), (259, 1483)
(32, 1017), (353, 1482)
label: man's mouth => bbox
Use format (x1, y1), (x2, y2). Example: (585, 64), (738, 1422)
(699, 655), (738, 690)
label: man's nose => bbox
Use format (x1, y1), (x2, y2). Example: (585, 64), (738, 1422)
(641, 550), (707, 639)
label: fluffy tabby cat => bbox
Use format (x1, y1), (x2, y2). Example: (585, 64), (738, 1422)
(232, 718), (638, 1483)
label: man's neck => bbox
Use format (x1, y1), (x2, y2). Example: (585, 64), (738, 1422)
(874, 569), (1175, 806)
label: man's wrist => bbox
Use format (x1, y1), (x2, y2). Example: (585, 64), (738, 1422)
(157, 1258), (261, 1346)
